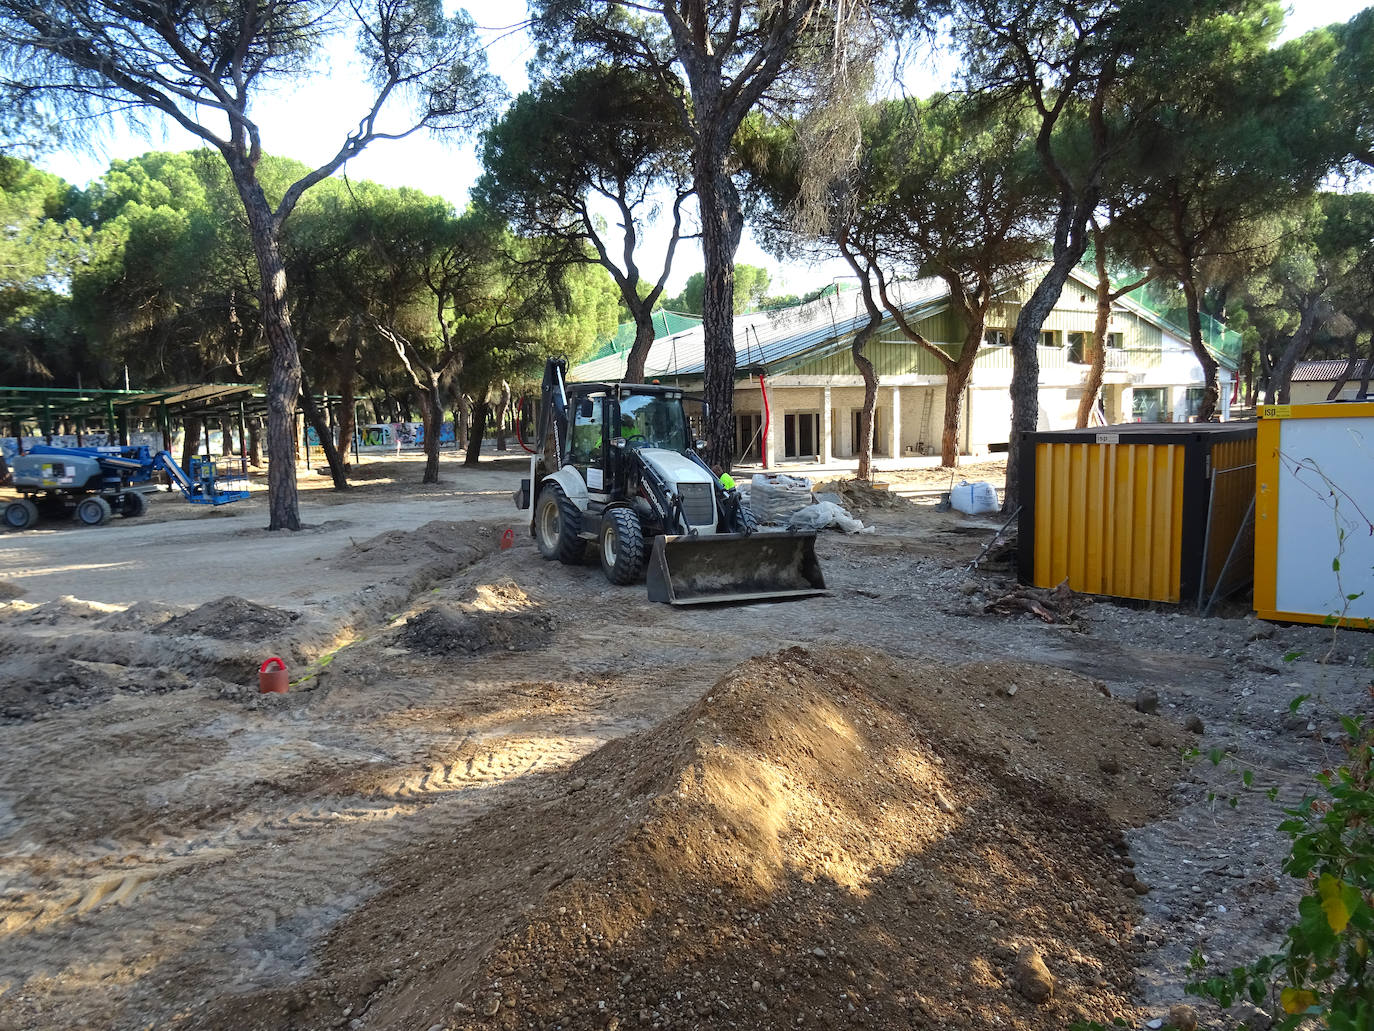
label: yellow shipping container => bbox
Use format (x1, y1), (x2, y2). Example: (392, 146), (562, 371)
(1018, 423), (1257, 606)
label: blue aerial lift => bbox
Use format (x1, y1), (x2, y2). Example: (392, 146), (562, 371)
(3, 444), (250, 530)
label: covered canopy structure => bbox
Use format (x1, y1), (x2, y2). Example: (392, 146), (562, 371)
(0, 383), (343, 466)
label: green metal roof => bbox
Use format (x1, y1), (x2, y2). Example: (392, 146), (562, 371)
(0, 383), (340, 431)
(1078, 261), (1244, 372)
(584, 310), (703, 362)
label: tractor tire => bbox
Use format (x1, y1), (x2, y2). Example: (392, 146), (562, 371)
(728, 499), (760, 534)
(534, 484), (586, 565)
(599, 507), (647, 585)
(74, 495), (113, 527)
(119, 491), (148, 518)
(3, 498), (39, 531)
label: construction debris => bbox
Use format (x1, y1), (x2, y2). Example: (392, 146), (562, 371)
(811, 478), (915, 513)
(786, 500), (873, 534)
(984, 581), (1079, 624)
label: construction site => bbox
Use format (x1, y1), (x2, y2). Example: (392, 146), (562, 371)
(0, 382), (1370, 1031)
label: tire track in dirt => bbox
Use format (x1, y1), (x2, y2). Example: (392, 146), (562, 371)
(0, 701), (652, 1031)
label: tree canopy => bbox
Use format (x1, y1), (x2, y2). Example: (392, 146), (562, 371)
(0, 0), (499, 527)
(476, 64), (693, 382)
(528, 0), (908, 468)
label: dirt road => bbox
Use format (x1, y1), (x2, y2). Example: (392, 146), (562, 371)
(0, 453), (1366, 1031)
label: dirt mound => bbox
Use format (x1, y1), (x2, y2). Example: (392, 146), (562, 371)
(6, 595), (122, 626)
(96, 600), (183, 632)
(396, 605), (555, 656)
(256, 646), (1183, 1031)
(156, 596), (301, 641)
(814, 477), (917, 512)
(341, 519), (497, 569)
(0, 580), (25, 600)
(0, 654), (192, 722)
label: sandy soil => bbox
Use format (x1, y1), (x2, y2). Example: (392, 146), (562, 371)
(0, 452), (1368, 1031)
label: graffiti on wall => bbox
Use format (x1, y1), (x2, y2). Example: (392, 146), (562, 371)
(348, 423), (458, 451)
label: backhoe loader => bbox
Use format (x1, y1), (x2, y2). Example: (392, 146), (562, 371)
(513, 358), (827, 605)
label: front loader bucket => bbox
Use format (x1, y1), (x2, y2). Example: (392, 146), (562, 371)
(645, 532), (828, 606)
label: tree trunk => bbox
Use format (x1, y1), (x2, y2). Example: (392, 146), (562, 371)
(1180, 275), (1220, 420)
(457, 394), (470, 449)
(1269, 304), (1319, 405)
(696, 159), (743, 472)
(941, 333), (982, 468)
(1077, 241), (1114, 429)
(1242, 350), (1257, 407)
(419, 385), (442, 483)
(336, 327), (358, 462)
(229, 159), (303, 530)
(220, 417), (236, 457)
(181, 420), (201, 475)
(854, 346), (878, 481)
(625, 304), (656, 383)
(1361, 332), (1374, 398)
(248, 417), (263, 467)
(841, 250), (885, 482)
(299, 367), (349, 489)
(1327, 335), (1364, 400)
(1006, 257), (1085, 510)
(464, 399), (489, 467)
(495, 380), (511, 452)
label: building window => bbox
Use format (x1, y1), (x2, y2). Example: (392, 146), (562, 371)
(850, 409), (885, 456)
(1180, 387), (1207, 421)
(784, 412), (819, 458)
(1132, 388), (1166, 422)
(984, 329), (1008, 347)
(734, 413), (762, 463)
(1107, 332), (1124, 349)
(1040, 330), (1058, 348)
(1067, 332), (1089, 364)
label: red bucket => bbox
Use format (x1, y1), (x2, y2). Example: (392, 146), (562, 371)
(258, 656), (288, 694)
(501, 528), (515, 550)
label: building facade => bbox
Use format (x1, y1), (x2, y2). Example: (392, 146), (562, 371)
(572, 268), (1237, 467)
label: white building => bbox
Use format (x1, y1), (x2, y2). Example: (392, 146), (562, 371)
(572, 267), (1237, 467)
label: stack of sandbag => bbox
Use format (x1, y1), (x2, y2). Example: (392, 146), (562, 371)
(750, 473), (814, 524)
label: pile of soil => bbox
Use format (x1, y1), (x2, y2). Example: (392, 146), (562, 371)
(342, 520), (497, 569)
(0, 655), (191, 722)
(339, 520), (505, 595)
(0, 580), (24, 600)
(3, 595), (120, 625)
(248, 646), (1185, 1031)
(813, 478), (918, 513)
(96, 600), (182, 632)
(397, 604), (556, 656)
(157, 596), (301, 641)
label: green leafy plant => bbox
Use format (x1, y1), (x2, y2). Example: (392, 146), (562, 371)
(1188, 718), (1374, 1030)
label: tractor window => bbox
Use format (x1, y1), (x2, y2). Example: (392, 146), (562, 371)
(616, 395), (689, 452)
(569, 394), (606, 466)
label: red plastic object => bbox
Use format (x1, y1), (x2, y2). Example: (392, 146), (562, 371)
(501, 528), (515, 550)
(258, 656), (288, 694)
(759, 373), (771, 469)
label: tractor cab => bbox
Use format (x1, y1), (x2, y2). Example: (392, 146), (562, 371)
(517, 357), (827, 604)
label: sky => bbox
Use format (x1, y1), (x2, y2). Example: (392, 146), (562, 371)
(34, 0), (1374, 301)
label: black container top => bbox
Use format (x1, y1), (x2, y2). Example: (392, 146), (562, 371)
(1019, 421), (1256, 447)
